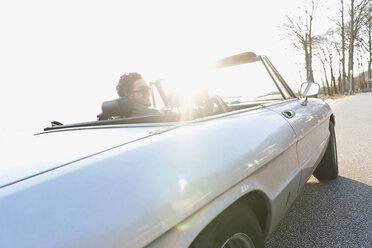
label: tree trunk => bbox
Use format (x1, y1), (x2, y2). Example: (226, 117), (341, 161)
(331, 71), (337, 94)
(322, 80), (328, 95)
(360, 58), (366, 88)
(341, 0), (347, 94)
(325, 68), (332, 96)
(357, 56), (363, 89)
(368, 9), (372, 89)
(308, 14), (315, 82)
(321, 58), (332, 96)
(306, 53), (315, 82)
(348, 0), (355, 94)
(329, 52), (338, 94)
(338, 73), (342, 93)
(305, 43), (311, 81)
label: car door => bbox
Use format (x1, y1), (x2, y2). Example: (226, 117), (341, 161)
(260, 56), (332, 187)
(265, 98), (331, 187)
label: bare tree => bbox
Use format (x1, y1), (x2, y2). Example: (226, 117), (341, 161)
(368, 6), (372, 88)
(329, 46), (338, 94)
(360, 2), (372, 88)
(368, 4), (372, 87)
(317, 48), (333, 96)
(318, 65), (329, 95)
(316, 29), (339, 95)
(346, 0), (369, 94)
(282, 0), (318, 82)
(321, 77), (329, 96)
(334, 36), (344, 92)
(356, 54), (366, 88)
(326, 33), (339, 94)
(339, 0), (347, 94)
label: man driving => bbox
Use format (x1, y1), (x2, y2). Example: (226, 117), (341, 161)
(116, 72), (160, 117)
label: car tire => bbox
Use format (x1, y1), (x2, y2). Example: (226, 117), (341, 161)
(313, 121), (338, 180)
(190, 203), (264, 248)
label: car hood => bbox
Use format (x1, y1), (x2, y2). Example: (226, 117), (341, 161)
(0, 126), (160, 188)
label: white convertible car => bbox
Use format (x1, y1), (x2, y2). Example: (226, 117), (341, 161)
(0, 52), (338, 248)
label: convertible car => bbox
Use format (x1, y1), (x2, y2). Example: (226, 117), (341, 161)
(0, 52), (338, 248)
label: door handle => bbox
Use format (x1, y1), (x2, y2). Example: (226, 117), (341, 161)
(282, 110), (295, 119)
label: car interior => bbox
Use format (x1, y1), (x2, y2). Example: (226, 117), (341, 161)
(44, 52), (296, 131)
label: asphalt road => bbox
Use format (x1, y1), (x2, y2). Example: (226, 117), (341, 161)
(265, 93), (372, 248)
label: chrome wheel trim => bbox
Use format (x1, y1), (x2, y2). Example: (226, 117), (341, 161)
(221, 233), (256, 248)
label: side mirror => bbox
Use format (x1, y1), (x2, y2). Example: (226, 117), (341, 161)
(300, 82), (320, 106)
(300, 82), (320, 97)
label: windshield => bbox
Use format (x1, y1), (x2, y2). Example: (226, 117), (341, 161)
(156, 59), (289, 109)
(209, 60), (287, 103)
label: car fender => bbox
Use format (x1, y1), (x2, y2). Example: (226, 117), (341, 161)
(148, 142), (301, 247)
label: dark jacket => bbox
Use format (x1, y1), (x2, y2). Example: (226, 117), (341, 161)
(131, 102), (160, 117)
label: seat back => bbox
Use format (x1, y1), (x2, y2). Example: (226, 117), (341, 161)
(101, 97), (134, 118)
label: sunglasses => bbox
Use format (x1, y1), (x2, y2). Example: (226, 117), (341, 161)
(133, 86), (152, 96)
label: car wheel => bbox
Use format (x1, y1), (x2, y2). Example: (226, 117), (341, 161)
(313, 121), (338, 180)
(190, 204), (264, 248)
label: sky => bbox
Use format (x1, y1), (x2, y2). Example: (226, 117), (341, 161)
(0, 0), (340, 136)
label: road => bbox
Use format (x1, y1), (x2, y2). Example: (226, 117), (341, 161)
(265, 93), (372, 248)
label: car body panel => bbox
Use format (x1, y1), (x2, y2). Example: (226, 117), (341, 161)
(149, 98), (332, 247)
(0, 126), (157, 189)
(265, 98), (332, 185)
(1, 105), (300, 248)
(148, 143), (300, 248)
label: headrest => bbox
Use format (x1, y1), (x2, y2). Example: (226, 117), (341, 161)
(101, 97), (134, 118)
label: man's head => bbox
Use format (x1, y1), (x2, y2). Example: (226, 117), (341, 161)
(116, 72), (152, 107)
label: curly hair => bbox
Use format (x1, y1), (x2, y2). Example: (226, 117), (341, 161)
(116, 72), (143, 97)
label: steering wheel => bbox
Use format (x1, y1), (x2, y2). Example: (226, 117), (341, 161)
(203, 95), (229, 116)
